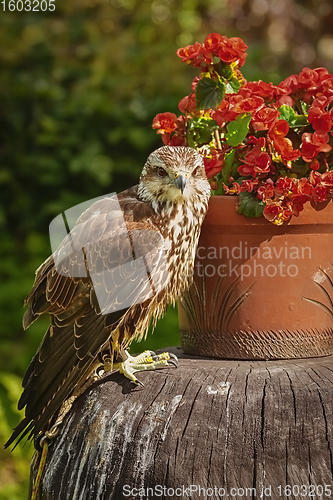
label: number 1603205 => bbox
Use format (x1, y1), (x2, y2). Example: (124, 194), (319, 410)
(1, 0), (55, 11)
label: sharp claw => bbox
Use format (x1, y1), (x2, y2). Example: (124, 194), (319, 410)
(167, 359), (178, 368)
(151, 352), (178, 367)
(168, 353), (178, 367)
(134, 378), (145, 387)
(168, 352), (178, 361)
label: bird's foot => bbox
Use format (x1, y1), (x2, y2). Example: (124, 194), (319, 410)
(114, 350), (178, 386)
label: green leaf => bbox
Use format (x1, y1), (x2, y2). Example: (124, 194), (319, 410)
(237, 191), (265, 218)
(186, 117), (219, 148)
(301, 101), (310, 114)
(195, 77), (225, 110)
(220, 149), (236, 186)
(279, 105), (308, 128)
(291, 114), (308, 127)
(216, 76), (227, 92)
(226, 113), (251, 147)
(279, 105), (295, 123)
(225, 76), (240, 94)
(230, 157), (242, 179)
(213, 60), (233, 79)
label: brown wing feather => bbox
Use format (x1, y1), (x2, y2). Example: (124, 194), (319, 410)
(5, 188), (167, 448)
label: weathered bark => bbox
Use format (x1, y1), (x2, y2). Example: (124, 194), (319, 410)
(30, 349), (333, 500)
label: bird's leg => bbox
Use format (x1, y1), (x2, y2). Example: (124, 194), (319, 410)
(99, 341), (114, 375)
(45, 348), (177, 440)
(36, 346), (177, 448)
(113, 349), (178, 386)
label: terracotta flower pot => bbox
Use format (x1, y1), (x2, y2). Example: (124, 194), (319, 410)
(178, 196), (333, 359)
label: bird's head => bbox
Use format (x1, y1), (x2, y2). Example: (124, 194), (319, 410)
(138, 146), (211, 206)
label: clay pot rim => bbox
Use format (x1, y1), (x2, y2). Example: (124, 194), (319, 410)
(204, 194), (333, 227)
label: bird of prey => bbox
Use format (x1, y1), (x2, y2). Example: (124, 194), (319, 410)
(5, 145), (211, 448)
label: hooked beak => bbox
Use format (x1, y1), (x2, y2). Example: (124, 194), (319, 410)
(174, 174), (187, 194)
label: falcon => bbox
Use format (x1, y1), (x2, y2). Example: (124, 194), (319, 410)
(5, 145), (211, 448)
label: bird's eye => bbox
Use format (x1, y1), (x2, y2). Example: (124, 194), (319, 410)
(192, 167), (198, 176)
(157, 167), (167, 177)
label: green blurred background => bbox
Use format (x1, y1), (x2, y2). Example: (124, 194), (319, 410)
(0, 0), (332, 497)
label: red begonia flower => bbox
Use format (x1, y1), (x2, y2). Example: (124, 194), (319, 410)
(178, 94), (197, 114)
(298, 67), (319, 88)
(301, 131), (332, 162)
(310, 159), (320, 170)
(321, 171), (333, 187)
(312, 184), (328, 202)
(232, 96), (264, 114)
(263, 202), (286, 225)
(176, 42), (205, 68)
(278, 74), (298, 95)
(270, 119), (289, 138)
(308, 106), (332, 133)
(254, 151), (272, 173)
(152, 112), (177, 134)
(237, 163), (256, 178)
(276, 96), (294, 107)
(257, 179), (275, 201)
(202, 33), (224, 61)
(239, 179), (256, 192)
(152, 112), (178, 145)
(218, 37), (247, 67)
(252, 105), (279, 131)
(203, 153), (225, 179)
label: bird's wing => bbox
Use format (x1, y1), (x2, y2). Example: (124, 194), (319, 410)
(6, 193), (168, 448)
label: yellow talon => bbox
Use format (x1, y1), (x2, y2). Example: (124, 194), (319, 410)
(113, 350), (178, 385)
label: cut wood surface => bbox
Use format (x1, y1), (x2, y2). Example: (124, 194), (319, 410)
(30, 349), (333, 500)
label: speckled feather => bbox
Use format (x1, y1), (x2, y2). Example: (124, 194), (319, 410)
(5, 145), (210, 448)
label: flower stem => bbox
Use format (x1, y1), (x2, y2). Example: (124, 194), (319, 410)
(214, 129), (222, 150)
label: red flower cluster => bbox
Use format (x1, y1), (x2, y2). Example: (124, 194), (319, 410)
(279, 67), (333, 103)
(211, 94), (265, 126)
(176, 33), (247, 69)
(260, 172), (333, 225)
(153, 33), (333, 224)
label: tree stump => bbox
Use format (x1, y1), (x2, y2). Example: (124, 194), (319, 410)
(29, 348), (333, 500)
